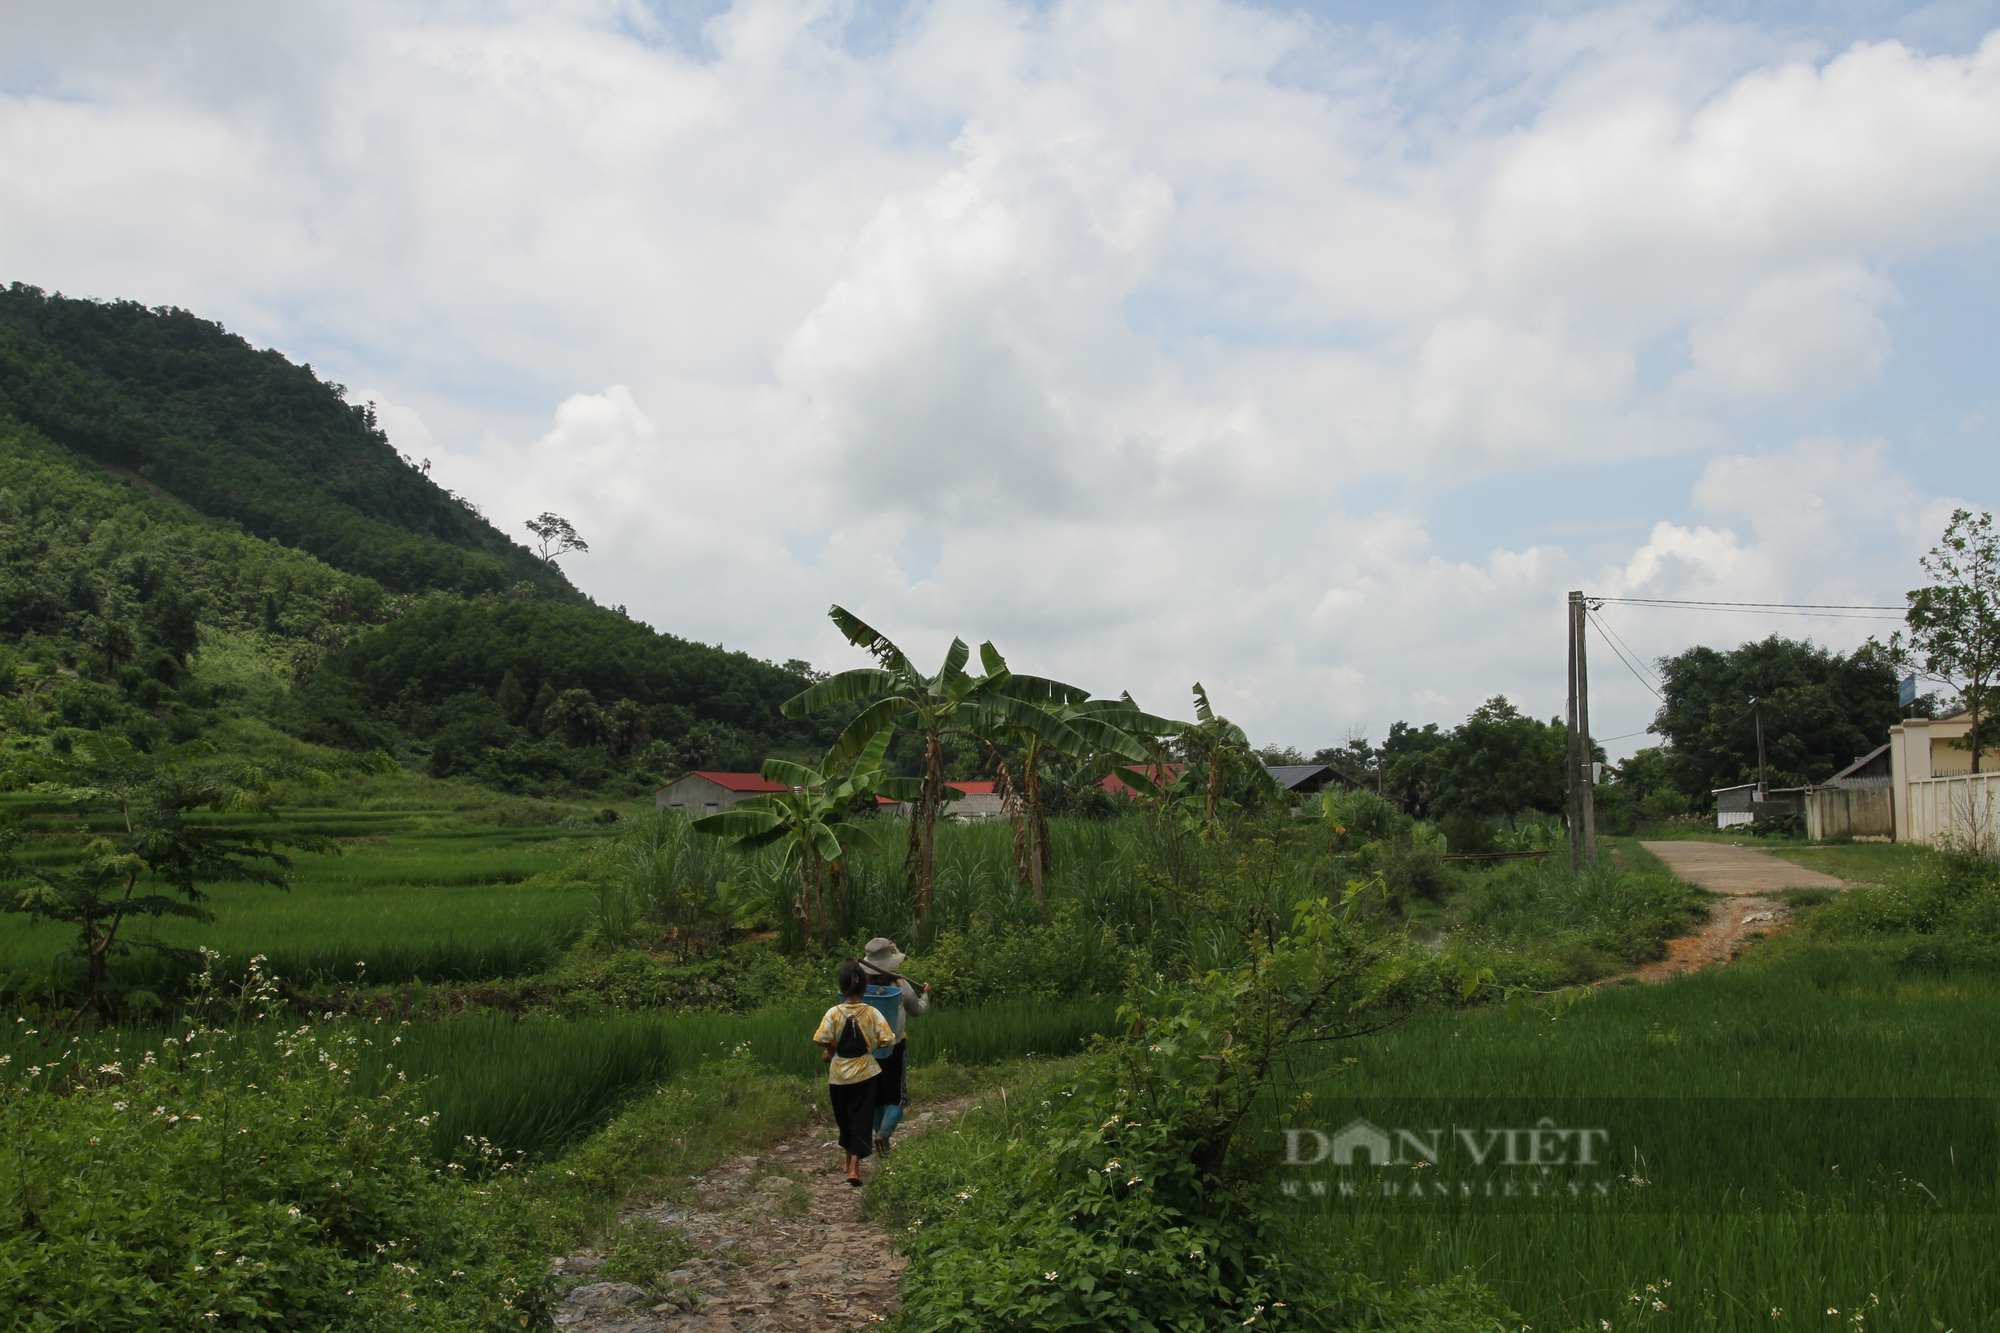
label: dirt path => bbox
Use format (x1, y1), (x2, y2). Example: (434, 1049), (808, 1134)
(552, 1097), (974, 1333)
(1631, 841), (1847, 981)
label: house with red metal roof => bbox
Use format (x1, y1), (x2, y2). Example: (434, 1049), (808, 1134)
(878, 780), (1009, 821)
(655, 771), (790, 816)
(1099, 764), (1186, 799)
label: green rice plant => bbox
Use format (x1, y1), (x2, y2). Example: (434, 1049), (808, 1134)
(1242, 943), (2000, 1328)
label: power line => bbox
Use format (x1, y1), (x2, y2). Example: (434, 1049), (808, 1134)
(1590, 609), (1665, 691)
(1597, 728), (1652, 744)
(1592, 596), (1904, 620)
(1587, 609), (1664, 701)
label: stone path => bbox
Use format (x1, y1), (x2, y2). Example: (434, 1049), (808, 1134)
(552, 1098), (973, 1333)
(1632, 840), (1847, 980)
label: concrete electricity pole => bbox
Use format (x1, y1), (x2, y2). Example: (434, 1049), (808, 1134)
(1750, 696), (1769, 800)
(1566, 591), (1598, 869)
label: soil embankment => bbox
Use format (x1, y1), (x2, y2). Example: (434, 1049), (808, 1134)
(1633, 841), (1846, 980)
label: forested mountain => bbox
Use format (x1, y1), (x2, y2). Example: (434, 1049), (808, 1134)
(0, 285), (839, 795)
(0, 284), (568, 598)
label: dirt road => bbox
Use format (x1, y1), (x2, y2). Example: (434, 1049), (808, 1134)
(552, 1097), (972, 1333)
(1631, 841), (1847, 981)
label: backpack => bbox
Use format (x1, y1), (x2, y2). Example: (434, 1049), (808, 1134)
(834, 1010), (870, 1059)
(862, 983), (902, 1058)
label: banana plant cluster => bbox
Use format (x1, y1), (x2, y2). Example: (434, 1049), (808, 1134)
(777, 606), (1200, 917)
(688, 729), (915, 941)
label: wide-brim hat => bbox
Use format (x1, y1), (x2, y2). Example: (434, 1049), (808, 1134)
(862, 937), (906, 973)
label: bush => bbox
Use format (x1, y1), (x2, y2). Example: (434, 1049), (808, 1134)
(1810, 851), (2000, 942)
(915, 903), (1138, 1007)
(0, 1020), (551, 1330)
(870, 902), (1509, 1332)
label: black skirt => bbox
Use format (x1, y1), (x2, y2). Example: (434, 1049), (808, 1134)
(828, 1075), (879, 1158)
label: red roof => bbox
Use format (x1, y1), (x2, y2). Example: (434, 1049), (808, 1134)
(875, 781), (997, 806)
(1100, 764), (1185, 797)
(658, 771), (791, 794)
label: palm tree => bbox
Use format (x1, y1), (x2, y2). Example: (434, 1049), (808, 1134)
(690, 730), (913, 942)
(781, 607), (1082, 919)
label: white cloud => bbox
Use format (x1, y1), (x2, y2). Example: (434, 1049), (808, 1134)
(1, 1), (1993, 753)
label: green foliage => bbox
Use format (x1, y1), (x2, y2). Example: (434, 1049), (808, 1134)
(1, 734), (335, 1022)
(913, 902), (1137, 1006)
(0, 419), (380, 711)
(0, 979), (553, 1331)
(1806, 849), (2000, 949)
(1424, 696), (1567, 825)
(1272, 943), (2000, 1329)
(1452, 855), (1707, 974)
(1899, 506), (2000, 770)
(1652, 635), (1907, 802)
(0, 285), (566, 599)
(693, 731), (914, 941)
(873, 897), (1506, 1332)
(302, 597), (840, 794)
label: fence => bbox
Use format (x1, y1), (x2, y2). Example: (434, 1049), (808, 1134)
(1901, 772), (2000, 851)
(1804, 785), (1894, 841)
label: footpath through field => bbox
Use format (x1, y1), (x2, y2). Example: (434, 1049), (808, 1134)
(552, 1096), (975, 1333)
(1632, 840), (1847, 980)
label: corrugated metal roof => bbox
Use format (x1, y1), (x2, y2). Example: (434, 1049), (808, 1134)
(683, 772), (792, 793)
(946, 781), (997, 795)
(1826, 744), (1891, 784)
(1266, 764), (1334, 790)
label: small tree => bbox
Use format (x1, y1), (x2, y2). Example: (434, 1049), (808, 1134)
(1903, 508), (2000, 773)
(692, 731), (916, 942)
(601, 698), (650, 756)
(542, 688), (602, 746)
(525, 512), (589, 566)
(1, 735), (334, 1025)
(1174, 683), (1273, 841)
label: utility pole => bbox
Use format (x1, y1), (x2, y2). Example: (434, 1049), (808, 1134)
(1566, 591), (1597, 869)
(1750, 696), (1769, 800)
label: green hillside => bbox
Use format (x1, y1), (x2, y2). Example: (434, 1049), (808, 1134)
(0, 284), (571, 598)
(0, 286), (838, 794)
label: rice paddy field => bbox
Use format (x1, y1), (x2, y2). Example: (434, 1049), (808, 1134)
(1262, 942), (2000, 1329)
(9, 767), (2000, 1327)
(0, 797), (610, 990)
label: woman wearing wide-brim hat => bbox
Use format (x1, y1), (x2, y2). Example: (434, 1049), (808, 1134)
(857, 936), (929, 1156)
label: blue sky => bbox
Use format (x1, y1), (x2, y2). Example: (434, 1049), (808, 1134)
(3, 0), (1997, 755)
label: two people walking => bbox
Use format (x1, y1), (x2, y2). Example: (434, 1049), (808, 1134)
(812, 937), (931, 1186)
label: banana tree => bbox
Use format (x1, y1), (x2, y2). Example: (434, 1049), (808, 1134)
(1176, 682), (1275, 841)
(967, 692), (1171, 903)
(690, 730), (914, 942)
(781, 607), (1083, 919)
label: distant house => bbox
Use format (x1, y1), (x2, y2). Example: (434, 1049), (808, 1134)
(1823, 744), (1892, 789)
(655, 771), (790, 816)
(1803, 744), (1895, 841)
(1711, 783), (1807, 831)
(878, 780), (1010, 821)
(1100, 764), (1186, 799)
(1266, 764), (1347, 795)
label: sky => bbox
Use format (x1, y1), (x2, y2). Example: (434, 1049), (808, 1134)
(4, 0), (1999, 758)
